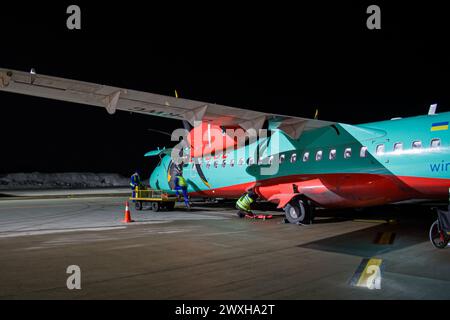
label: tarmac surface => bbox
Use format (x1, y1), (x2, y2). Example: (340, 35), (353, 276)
(0, 187), (129, 199)
(0, 196), (449, 299)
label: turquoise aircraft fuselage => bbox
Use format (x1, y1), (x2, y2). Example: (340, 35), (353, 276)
(1, 68), (448, 221)
(149, 113), (450, 209)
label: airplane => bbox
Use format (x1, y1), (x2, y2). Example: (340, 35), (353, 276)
(1, 68), (449, 224)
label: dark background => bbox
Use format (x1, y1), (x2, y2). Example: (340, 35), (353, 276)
(0, 1), (449, 177)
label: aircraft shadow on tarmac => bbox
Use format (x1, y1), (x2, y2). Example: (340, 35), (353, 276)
(298, 206), (434, 257)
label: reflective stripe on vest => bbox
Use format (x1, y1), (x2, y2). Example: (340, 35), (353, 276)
(130, 173), (141, 188)
(177, 176), (187, 187)
(236, 194), (253, 211)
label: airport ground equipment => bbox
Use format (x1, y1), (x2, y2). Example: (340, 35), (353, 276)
(129, 187), (177, 212)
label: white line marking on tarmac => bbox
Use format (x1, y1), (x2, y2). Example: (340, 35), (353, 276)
(0, 226), (127, 238)
(0, 204), (83, 210)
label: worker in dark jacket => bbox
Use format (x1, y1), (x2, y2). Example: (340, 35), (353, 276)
(174, 172), (190, 209)
(130, 170), (143, 198)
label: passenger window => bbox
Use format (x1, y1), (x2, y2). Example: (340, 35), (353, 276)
(238, 158), (244, 166)
(412, 140), (422, 149)
(268, 155), (274, 165)
(344, 148), (352, 159)
(290, 153), (297, 163)
(315, 150), (323, 161)
(206, 162), (211, 169)
(279, 154), (285, 164)
(302, 152), (310, 162)
(431, 138), (441, 148)
(329, 149), (336, 160)
(393, 142), (403, 152)
(214, 161), (218, 168)
(376, 144), (385, 155)
(360, 146), (368, 158)
(230, 159), (235, 167)
(222, 159), (226, 168)
(247, 157), (254, 166)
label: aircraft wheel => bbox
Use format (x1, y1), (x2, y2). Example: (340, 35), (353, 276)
(151, 201), (160, 212)
(135, 201), (143, 211)
(429, 220), (449, 249)
(284, 197), (310, 224)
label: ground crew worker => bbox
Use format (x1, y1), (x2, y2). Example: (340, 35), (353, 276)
(174, 172), (190, 209)
(130, 170), (143, 198)
(236, 189), (258, 218)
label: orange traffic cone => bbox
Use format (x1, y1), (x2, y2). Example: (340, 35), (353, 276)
(122, 201), (134, 223)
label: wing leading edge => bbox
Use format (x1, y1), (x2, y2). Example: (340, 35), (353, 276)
(0, 68), (333, 138)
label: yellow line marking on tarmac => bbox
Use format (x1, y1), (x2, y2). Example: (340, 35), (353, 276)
(356, 258), (383, 288)
(373, 232), (396, 244)
(350, 257), (383, 289)
(353, 219), (387, 224)
(379, 232), (391, 244)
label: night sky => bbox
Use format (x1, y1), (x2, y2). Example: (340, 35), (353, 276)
(1, 2), (449, 178)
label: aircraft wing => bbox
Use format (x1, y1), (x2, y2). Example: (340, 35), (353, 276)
(0, 68), (333, 138)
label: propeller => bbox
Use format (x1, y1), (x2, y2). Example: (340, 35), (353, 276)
(173, 91), (211, 189)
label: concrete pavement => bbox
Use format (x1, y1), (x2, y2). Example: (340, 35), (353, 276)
(0, 197), (449, 299)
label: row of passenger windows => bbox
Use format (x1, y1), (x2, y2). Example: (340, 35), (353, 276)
(376, 138), (441, 154)
(191, 138), (441, 169)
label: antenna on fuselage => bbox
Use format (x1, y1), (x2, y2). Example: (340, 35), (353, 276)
(428, 104), (438, 115)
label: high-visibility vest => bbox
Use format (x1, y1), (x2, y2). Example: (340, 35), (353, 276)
(177, 176), (187, 187)
(236, 194), (254, 211)
(130, 173), (141, 187)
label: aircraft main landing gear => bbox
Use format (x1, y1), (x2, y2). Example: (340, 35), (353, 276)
(283, 197), (314, 225)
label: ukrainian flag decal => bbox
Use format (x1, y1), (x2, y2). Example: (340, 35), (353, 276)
(431, 121), (449, 131)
